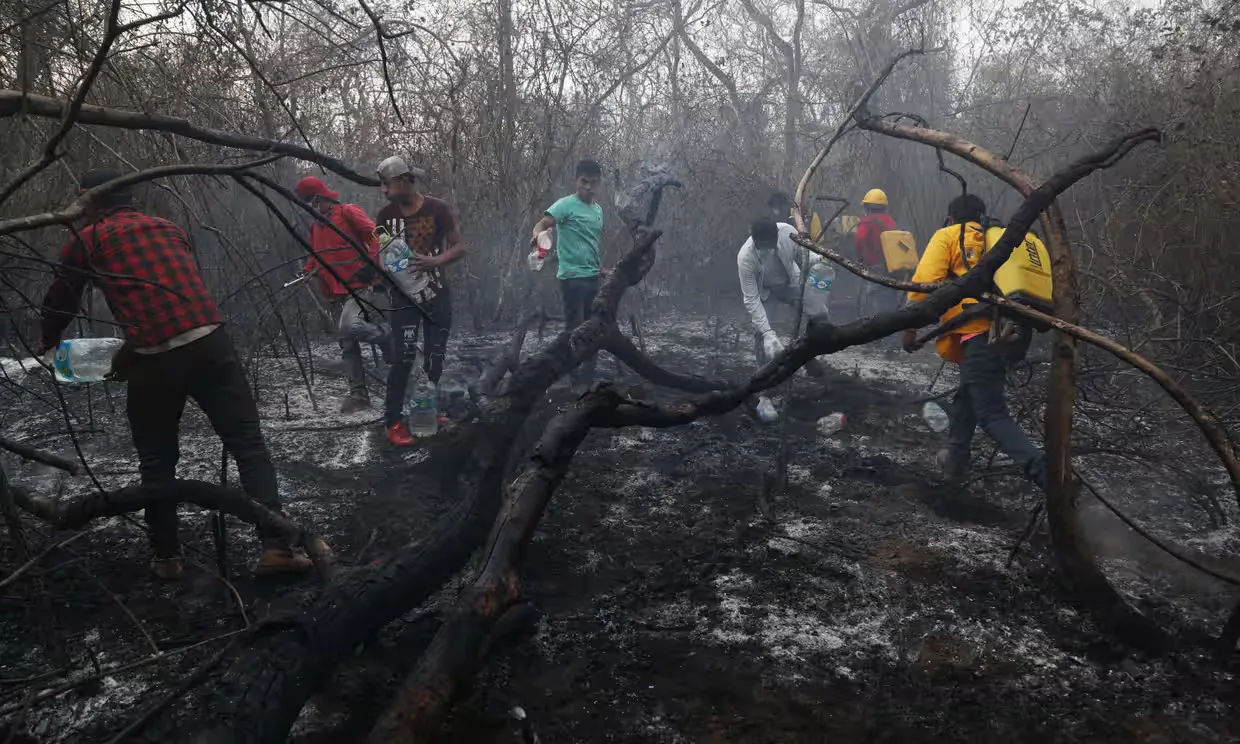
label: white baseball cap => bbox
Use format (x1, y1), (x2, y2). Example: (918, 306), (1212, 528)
(376, 156), (427, 181)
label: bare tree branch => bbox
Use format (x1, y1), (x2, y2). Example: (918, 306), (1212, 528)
(0, 91), (378, 185)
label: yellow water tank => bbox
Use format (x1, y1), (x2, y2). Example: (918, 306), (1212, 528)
(810, 212), (824, 242)
(983, 226), (1054, 313)
(835, 215), (860, 235)
(879, 229), (919, 272)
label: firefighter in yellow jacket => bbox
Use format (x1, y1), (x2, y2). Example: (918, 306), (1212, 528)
(901, 194), (1046, 488)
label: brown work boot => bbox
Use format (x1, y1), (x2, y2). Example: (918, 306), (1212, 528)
(150, 557), (184, 581)
(253, 540), (313, 575)
(340, 387), (370, 414)
(304, 535), (335, 564)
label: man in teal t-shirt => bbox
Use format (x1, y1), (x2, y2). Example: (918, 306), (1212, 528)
(530, 159), (604, 393)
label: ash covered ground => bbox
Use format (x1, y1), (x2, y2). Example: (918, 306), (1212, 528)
(2, 312), (1238, 743)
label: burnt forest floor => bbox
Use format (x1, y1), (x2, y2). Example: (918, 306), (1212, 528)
(1, 310), (1238, 743)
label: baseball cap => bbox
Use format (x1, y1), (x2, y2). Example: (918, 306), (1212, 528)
(294, 176), (339, 200)
(376, 156), (427, 181)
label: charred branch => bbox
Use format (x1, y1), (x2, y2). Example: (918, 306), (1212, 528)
(0, 91), (377, 186)
(0, 434), (79, 475)
(8, 480), (333, 577)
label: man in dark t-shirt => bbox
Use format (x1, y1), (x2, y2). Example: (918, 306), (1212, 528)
(374, 156), (467, 446)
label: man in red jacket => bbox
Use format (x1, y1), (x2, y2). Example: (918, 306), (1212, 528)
(39, 168), (326, 579)
(295, 176), (387, 413)
(853, 188), (903, 321)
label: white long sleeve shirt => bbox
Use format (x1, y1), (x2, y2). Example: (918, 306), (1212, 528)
(736, 222), (805, 336)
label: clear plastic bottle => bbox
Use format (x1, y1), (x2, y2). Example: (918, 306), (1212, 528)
(49, 338), (125, 383)
(803, 259), (836, 317)
(376, 229), (429, 298)
(407, 369), (439, 437)
(528, 229), (553, 271)
(816, 412), (847, 436)
(756, 396), (779, 423)
(922, 401), (950, 433)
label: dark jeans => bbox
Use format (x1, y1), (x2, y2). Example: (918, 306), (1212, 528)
(560, 276), (599, 388)
(123, 327), (284, 558)
(384, 287), (452, 426)
(947, 332), (1047, 488)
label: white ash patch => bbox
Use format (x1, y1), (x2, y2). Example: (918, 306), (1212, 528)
(828, 346), (955, 390)
(630, 711), (693, 743)
(923, 526), (1013, 570)
(320, 430), (374, 469)
(577, 549), (604, 573)
(0, 355), (42, 378)
(706, 571), (899, 664)
(600, 502), (631, 530)
(613, 468), (679, 514)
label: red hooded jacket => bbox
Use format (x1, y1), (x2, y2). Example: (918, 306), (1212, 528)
(304, 202), (381, 298)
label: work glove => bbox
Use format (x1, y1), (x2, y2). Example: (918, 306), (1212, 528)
(762, 331), (785, 361)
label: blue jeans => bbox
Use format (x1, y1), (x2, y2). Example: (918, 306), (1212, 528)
(947, 332), (1047, 488)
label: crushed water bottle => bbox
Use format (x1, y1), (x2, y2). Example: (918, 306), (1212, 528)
(376, 227), (429, 299)
(756, 396), (779, 423)
(49, 338), (125, 383)
(922, 401), (950, 432)
(407, 370), (439, 437)
(528, 229), (553, 271)
(816, 412), (847, 436)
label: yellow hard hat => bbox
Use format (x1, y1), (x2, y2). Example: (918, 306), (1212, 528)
(862, 188), (889, 206)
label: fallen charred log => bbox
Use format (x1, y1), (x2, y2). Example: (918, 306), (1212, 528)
(7, 479), (333, 577)
(360, 128), (1165, 741)
(175, 226), (670, 743)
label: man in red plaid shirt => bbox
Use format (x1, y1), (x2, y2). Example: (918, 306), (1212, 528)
(38, 168), (328, 579)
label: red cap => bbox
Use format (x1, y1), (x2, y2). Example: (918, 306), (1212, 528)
(294, 176), (338, 200)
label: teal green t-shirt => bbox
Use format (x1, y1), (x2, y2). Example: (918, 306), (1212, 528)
(546, 194), (603, 280)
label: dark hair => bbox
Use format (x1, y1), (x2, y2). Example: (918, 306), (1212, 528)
(79, 167), (132, 208)
(947, 193), (986, 224)
(576, 159), (602, 179)
(750, 217), (779, 245)
(767, 191), (791, 212)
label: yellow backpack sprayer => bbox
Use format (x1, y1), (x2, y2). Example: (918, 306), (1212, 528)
(916, 148), (1057, 347)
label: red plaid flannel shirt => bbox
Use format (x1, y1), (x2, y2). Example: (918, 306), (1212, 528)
(40, 208), (223, 349)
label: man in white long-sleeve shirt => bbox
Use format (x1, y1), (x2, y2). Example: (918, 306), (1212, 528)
(737, 217), (827, 376)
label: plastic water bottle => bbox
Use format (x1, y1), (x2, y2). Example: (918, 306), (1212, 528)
(528, 230), (553, 271)
(377, 229), (429, 298)
(49, 338), (125, 383)
(817, 412), (847, 436)
(922, 401), (950, 432)
(803, 260), (835, 317)
(407, 371), (439, 437)
(756, 396), (778, 423)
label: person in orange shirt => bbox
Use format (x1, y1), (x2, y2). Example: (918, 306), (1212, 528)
(901, 194), (1046, 488)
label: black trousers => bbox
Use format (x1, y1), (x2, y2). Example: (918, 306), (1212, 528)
(560, 276), (599, 387)
(384, 286), (452, 426)
(123, 327), (283, 558)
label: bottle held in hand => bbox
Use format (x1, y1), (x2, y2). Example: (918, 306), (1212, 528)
(48, 338), (125, 383)
(376, 226), (429, 298)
